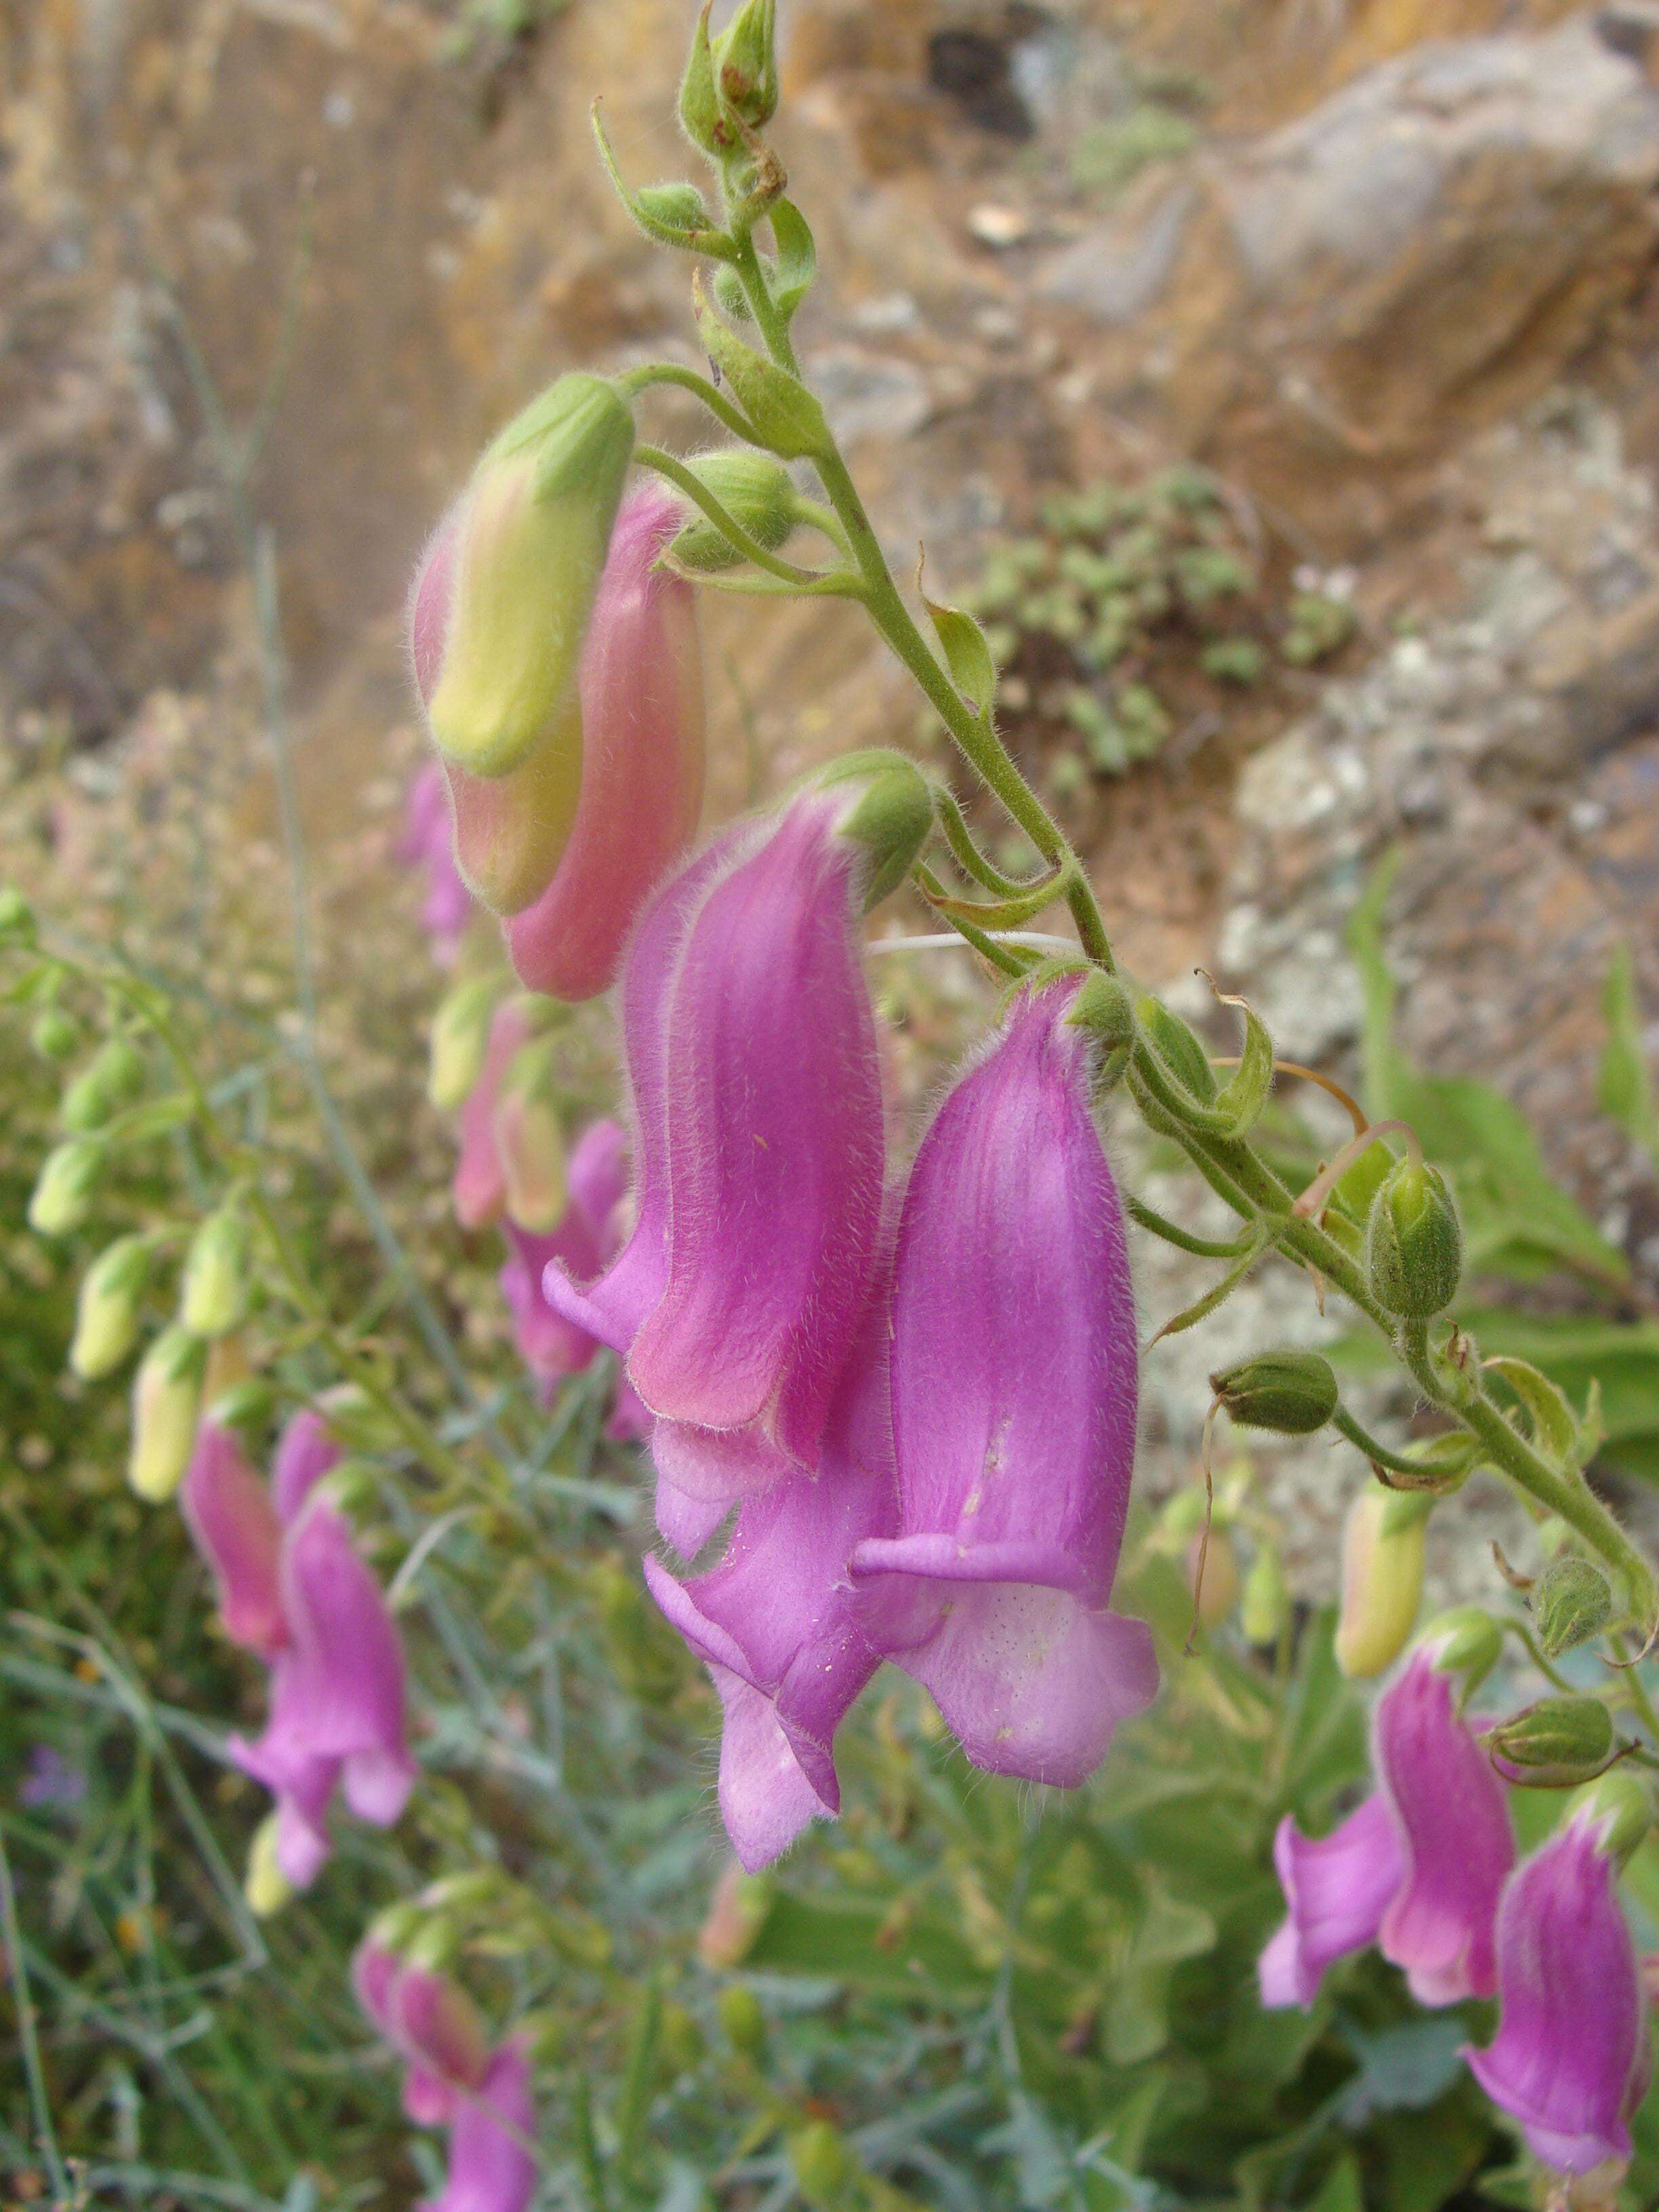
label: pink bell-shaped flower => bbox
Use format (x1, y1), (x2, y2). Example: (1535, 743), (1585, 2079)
(1258, 1793), (1404, 2009)
(1467, 1788), (1650, 2177)
(851, 979), (1156, 1787)
(422, 2041), (538, 2212)
(352, 1938), (492, 2129)
(506, 487), (706, 1002)
(1372, 1641), (1514, 2004)
(180, 1421), (287, 1660)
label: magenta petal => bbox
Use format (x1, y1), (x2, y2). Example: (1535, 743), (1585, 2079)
(853, 982), (1152, 1785)
(453, 1003), (535, 1233)
(271, 1408), (344, 1525)
(506, 488), (705, 1002)
(1258, 1793), (1404, 2009)
(1466, 1811), (1646, 2175)
(1374, 1650), (1513, 2005)
(652, 1472), (731, 1558)
(421, 2042), (538, 2212)
(499, 1222), (601, 1385)
(566, 1118), (630, 1249)
(228, 1692), (340, 1889)
(606, 1375), (653, 1447)
(180, 1422), (287, 1658)
(401, 762), (473, 962)
(624, 796), (885, 1465)
(650, 1418), (798, 1509)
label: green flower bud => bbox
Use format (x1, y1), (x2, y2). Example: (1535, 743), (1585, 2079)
(819, 750), (934, 911)
(1066, 970), (1136, 1052)
(428, 976), (500, 1113)
(28, 1137), (104, 1235)
(30, 1006), (80, 1062)
(129, 1324), (207, 1502)
(60, 1037), (145, 1132)
(678, 1), (729, 155)
(244, 1812), (293, 1919)
(1488, 1695), (1616, 1788)
(1335, 1487), (1429, 1679)
(718, 1983), (766, 2059)
(1366, 1158), (1463, 1319)
(714, 0), (779, 130)
(712, 264), (754, 323)
(1210, 1351), (1338, 1435)
(1420, 1604), (1504, 1689)
(427, 375), (634, 779)
(495, 1038), (567, 1234)
(70, 1235), (152, 1380)
(788, 2121), (856, 2210)
(1242, 1542), (1290, 1647)
(1138, 994), (1216, 1103)
(1570, 1770), (1653, 1867)
(181, 1208), (250, 1338)
(670, 451), (799, 573)
(1533, 1554), (1614, 1660)
(0, 886), (37, 947)
(634, 182), (714, 236)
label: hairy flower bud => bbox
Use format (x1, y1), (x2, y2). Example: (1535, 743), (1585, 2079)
(60, 1037), (144, 1133)
(28, 1137), (103, 1235)
(678, 1), (729, 154)
(670, 451), (798, 573)
(70, 1234), (151, 1380)
(421, 374), (634, 781)
(715, 0), (779, 129)
(427, 975), (500, 1113)
(1366, 1159), (1463, 1319)
(1335, 1487), (1429, 1679)
(1533, 1554), (1613, 1660)
(1139, 995), (1216, 1103)
(129, 1324), (208, 1502)
(181, 1208), (250, 1339)
(817, 749), (934, 910)
(1488, 1696), (1617, 1788)
(1210, 1351), (1338, 1435)
(244, 1811), (293, 1919)
(493, 1039), (567, 1234)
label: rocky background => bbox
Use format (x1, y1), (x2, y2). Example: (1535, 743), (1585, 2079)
(5, 0), (1659, 1593)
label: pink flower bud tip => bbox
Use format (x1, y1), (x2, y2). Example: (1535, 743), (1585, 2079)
(180, 1421), (286, 1660)
(421, 2041), (538, 2212)
(352, 1939), (491, 2128)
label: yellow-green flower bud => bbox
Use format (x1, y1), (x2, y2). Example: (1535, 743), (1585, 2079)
(426, 374), (634, 779)
(1366, 1159), (1463, 1319)
(718, 1983), (766, 2059)
(788, 2121), (856, 2210)
(634, 182), (714, 236)
(495, 1038), (567, 1234)
(1533, 1554), (1614, 1660)
(1570, 1770), (1653, 1867)
(1242, 1542), (1290, 1646)
(1210, 1351), (1338, 1435)
(181, 1208), (250, 1338)
(245, 1812), (293, 1919)
(30, 1006), (80, 1062)
(678, 1), (729, 155)
(28, 1137), (103, 1235)
(670, 451), (799, 573)
(0, 886), (37, 946)
(1488, 1696), (1616, 1788)
(70, 1235), (152, 1380)
(60, 1037), (145, 1133)
(714, 0), (779, 129)
(819, 749), (935, 912)
(1335, 1487), (1429, 1679)
(428, 975), (500, 1113)
(129, 1324), (207, 1502)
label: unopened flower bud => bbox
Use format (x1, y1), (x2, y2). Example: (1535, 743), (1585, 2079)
(60, 1038), (144, 1133)
(1532, 1553), (1614, 1660)
(423, 374), (634, 781)
(634, 181), (714, 236)
(670, 451), (798, 573)
(718, 1983), (766, 2058)
(1570, 1769), (1653, 1868)
(713, 264), (753, 322)
(30, 1006), (80, 1062)
(129, 1324), (207, 1502)
(1335, 1487), (1429, 1679)
(678, 1), (729, 155)
(181, 1208), (250, 1338)
(245, 1812), (293, 1919)
(1187, 1527), (1240, 1628)
(494, 1040), (567, 1233)
(1488, 1696), (1616, 1788)
(427, 976), (500, 1113)
(1242, 1542), (1290, 1646)
(70, 1235), (152, 1380)
(28, 1137), (103, 1235)
(0, 886), (37, 946)
(1366, 1158), (1462, 1319)
(714, 0), (779, 129)
(1210, 1351), (1338, 1435)
(788, 2121), (855, 2209)
(818, 749), (934, 910)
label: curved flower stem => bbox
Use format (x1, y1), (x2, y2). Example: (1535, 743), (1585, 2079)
(616, 360), (761, 445)
(634, 443), (856, 590)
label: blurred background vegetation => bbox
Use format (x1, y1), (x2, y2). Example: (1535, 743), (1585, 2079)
(5, 1), (1659, 2206)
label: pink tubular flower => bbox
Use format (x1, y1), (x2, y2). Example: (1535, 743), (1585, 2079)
(1373, 1645), (1514, 2004)
(352, 1938), (491, 2128)
(1467, 1804), (1649, 2177)
(497, 1118), (638, 1403)
(180, 1422), (287, 1660)
(548, 798), (885, 1523)
(398, 764), (474, 964)
(850, 981), (1157, 1787)
(422, 2041), (538, 2212)
(271, 1406), (344, 1523)
(506, 487), (705, 1001)
(453, 1002), (537, 1232)
(1258, 1793), (1404, 2009)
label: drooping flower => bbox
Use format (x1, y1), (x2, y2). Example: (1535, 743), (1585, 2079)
(352, 1938), (491, 2128)
(1258, 1793), (1404, 2009)
(270, 1406), (343, 1523)
(851, 981), (1157, 1788)
(398, 763), (474, 964)
(452, 1002), (537, 1232)
(129, 1324), (209, 1503)
(1372, 1643), (1514, 2004)
(180, 1420), (287, 1659)
(548, 792), (893, 1523)
(422, 2041), (538, 2212)
(1467, 1784), (1650, 2179)
(506, 486), (706, 1002)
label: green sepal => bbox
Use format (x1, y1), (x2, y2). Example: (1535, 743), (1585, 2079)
(819, 750), (935, 912)
(693, 282), (829, 460)
(769, 199), (817, 321)
(668, 450), (799, 572)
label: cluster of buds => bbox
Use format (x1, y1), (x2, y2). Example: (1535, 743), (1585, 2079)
(1261, 1623), (1653, 2181)
(180, 1410), (415, 1900)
